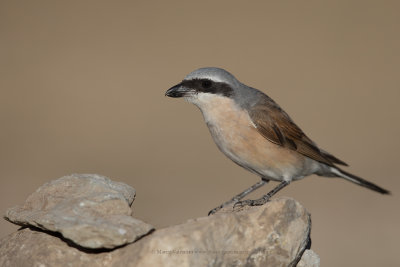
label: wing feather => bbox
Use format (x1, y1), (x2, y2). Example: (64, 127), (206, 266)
(248, 97), (348, 167)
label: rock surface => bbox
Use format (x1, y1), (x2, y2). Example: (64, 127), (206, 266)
(1, 175), (319, 266)
(110, 197), (312, 267)
(0, 228), (114, 267)
(4, 174), (154, 249)
(297, 249), (320, 267)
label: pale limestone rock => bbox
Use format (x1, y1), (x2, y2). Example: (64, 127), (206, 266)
(0, 228), (112, 267)
(110, 197), (311, 267)
(2, 175), (318, 266)
(4, 174), (153, 249)
(297, 249), (320, 267)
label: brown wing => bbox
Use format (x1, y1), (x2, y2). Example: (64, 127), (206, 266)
(249, 98), (348, 167)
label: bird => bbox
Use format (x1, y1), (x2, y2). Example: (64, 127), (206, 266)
(165, 67), (390, 215)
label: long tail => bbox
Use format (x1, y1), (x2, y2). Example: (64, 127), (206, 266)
(330, 167), (390, 194)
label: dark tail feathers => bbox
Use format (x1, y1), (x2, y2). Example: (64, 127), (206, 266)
(331, 167), (390, 194)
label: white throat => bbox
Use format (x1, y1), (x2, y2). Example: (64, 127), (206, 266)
(184, 92), (242, 126)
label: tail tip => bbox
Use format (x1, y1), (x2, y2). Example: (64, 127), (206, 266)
(380, 188), (391, 195)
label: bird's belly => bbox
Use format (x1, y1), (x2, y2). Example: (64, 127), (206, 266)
(201, 101), (313, 181)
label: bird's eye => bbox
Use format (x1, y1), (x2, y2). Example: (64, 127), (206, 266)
(201, 80), (212, 89)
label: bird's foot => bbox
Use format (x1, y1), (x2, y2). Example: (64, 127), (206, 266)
(208, 198), (242, 216)
(208, 198), (244, 215)
(233, 197), (270, 209)
(209, 197), (270, 215)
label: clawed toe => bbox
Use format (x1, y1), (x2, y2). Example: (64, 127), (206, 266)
(234, 198), (269, 209)
(209, 197), (270, 215)
(208, 207), (220, 216)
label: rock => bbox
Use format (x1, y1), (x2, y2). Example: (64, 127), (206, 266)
(0, 228), (112, 267)
(297, 250), (320, 267)
(111, 197), (312, 267)
(1, 190), (316, 267)
(4, 174), (154, 249)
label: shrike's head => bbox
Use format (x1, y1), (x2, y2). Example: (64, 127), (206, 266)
(165, 67), (243, 106)
(165, 67), (267, 114)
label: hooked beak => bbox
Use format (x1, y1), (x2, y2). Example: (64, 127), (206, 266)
(165, 83), (192, 98)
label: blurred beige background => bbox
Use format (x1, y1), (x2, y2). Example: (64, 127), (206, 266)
(1, 1), (399, 266)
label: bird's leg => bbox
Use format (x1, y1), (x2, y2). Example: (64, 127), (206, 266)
(208, 179), (269, 216)
(235, 180), (291, 207)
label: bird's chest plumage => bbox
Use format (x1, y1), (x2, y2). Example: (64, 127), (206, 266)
(191, 94), (308, 181)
